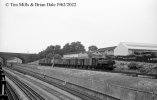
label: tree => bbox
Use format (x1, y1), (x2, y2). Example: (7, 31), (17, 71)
(70, 41), (85, 52)
(62, 41), (86, 54)
(37, 42), (85, 60)
(53, 54), (62, 59)
(45, 45), (55, 55)
(88, 45), (98, 52)
(25, 54), (39, 63)
(54, 45), (62, 55)
(38, 44), (62, 59)
(62, 43), (71, 54)
(38, 50), (46, 59)
(46, 53), (54, 59)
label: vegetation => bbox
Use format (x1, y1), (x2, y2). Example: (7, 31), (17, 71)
(38, 41), (85, 58)
(115, 61), (157, 75)
(62, 41), (85, 54)
(46, 53), (54, 59)
(88, 45), (98, 52)
(25, 41), (86, 62)
(38, 45), (62, 59)
(24, 54), (39, 63)
(128, 62), (142, 70)
(138, 64), (157, 74)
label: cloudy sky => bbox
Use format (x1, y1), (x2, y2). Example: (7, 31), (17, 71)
(0, 0), (157, 53)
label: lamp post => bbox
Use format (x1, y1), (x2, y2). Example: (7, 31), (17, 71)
(52, 48), (55, 68)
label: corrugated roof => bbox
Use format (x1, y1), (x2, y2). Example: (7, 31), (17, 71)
(121, 42), (157, 51)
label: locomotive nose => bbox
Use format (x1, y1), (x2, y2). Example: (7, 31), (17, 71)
(112, 60), (115, 65)
(108, 60), (115, 65)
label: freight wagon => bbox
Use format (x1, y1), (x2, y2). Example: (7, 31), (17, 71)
(54, 57), (115, 70)
(39, 56), (115, 70)
(39, 58), (52, 66)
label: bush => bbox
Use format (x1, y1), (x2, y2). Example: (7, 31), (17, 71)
(139, 68), (149, 74)
(137, 63), (157, 74)
(128, 62), (142, 70)
(151, 67), (157, 74)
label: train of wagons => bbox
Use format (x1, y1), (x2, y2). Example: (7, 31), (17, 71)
(39, 57), (116, 70)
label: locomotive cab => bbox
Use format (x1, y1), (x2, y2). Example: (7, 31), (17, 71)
(97, 58), (115, 70)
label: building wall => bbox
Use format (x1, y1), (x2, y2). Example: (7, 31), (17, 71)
(106, 50), (114, 55)
(114, 43), (129, 56)
(98, 46), (116, 56)
(63, 53), (88, 58)
(78, 53), (88, 58)
(63, 54), (79, 58)
(100, 50), (114, 57)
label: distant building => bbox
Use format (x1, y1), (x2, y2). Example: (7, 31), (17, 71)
(63, 51), (103, 59)
(7, 57), (22, 63)
(114, 42), (157, 56)
(98, 46), (116, 56)
(88, 51), (103, 58)
(63, 52), (89, 59)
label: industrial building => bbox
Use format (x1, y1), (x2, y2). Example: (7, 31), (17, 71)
(63, 52), (89, 59)
(114, 42), (157, 56)
(63, 42), (157, 58)
(98, 46), (116, 56)
(63, 51), (103, 59)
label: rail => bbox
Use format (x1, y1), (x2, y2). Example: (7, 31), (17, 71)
(4, 70), (45, 100)
(8, 66), (121, 100)
(5, 82), (20, 100)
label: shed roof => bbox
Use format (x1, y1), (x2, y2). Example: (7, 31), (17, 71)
(121, 42), (157, 51)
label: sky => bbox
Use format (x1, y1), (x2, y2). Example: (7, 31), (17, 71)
(0, 0), (157, 53)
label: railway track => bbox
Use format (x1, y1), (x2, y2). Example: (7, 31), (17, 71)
(4, 71), (45, 100)
(5, 82), (20, 100)
(8, 66), (120, 100)
(1, 66), (21, 100)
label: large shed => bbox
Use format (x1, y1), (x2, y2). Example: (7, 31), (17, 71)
(114, 42), (157, 56)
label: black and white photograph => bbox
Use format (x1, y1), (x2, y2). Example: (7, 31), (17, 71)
(0, 0), (157, 100)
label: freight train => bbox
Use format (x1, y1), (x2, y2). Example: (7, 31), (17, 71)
(39, 57), (116, 70)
